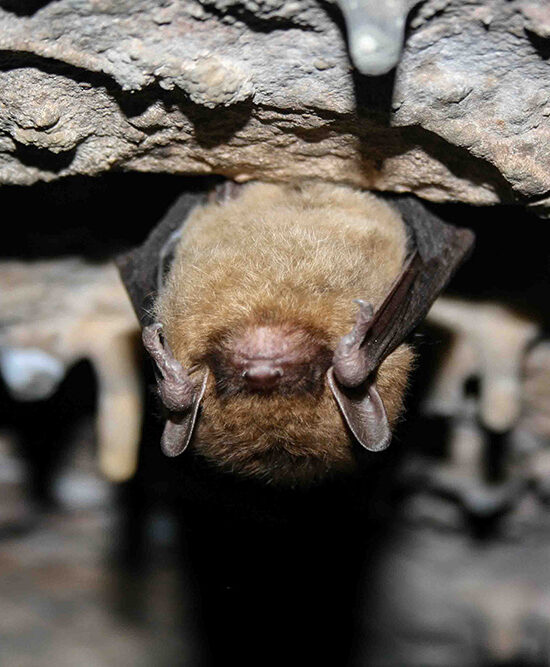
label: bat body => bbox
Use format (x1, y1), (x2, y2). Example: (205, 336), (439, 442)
(118, 180), (473, 487)
(156, 182), (413, 484)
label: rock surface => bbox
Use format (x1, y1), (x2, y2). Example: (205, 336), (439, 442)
(0, 259), (141, 482)
(0, 0), (549, 209)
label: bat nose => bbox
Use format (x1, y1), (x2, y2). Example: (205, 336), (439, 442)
(243, 363), (283, 391)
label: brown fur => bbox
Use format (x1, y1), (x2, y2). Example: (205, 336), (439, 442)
(156, 182), (414, 485)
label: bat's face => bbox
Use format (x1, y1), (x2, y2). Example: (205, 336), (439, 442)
(192, 317), (412, 485)
(152, 182), (415, 485)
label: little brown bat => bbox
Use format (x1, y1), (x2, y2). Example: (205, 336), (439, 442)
(118, 181), (473, 486)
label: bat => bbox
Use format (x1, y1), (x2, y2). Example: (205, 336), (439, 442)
(117, 181), (473, 485)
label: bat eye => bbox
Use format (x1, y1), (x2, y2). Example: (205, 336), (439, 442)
(242, 364), (283, 391)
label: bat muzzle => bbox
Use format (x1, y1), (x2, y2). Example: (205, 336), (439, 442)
(210, 323), (332, 396)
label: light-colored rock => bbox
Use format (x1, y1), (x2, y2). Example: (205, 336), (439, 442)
(426, 298), (540, 432)
(336, 0), (421, 76)
(0, 260), (141, 482)
(0, 1), (548, 208)
(417, 299), (547, 517)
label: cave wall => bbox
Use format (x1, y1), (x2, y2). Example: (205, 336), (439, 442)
(0, 0), (549, 212)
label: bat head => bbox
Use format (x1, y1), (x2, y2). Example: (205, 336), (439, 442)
(118, 183), (474, 485)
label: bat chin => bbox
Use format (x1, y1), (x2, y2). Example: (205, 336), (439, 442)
(197, 439), (357, 486)
(194, 384), (358, 485)
(232, 449), (355, 486)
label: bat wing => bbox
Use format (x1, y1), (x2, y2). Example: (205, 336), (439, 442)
(330, 195), (475, 452)
(116, 190), (209, 456)
(116, 191), (207, 327)
(116, 182), (246, 458)
(362, 195), (475, 374)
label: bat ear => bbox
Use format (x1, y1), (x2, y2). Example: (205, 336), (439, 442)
(161, 371), (208, 457)
(142, 323), (208, 457)
(326, 368), (391, 452)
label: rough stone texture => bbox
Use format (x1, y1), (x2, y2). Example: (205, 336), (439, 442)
(0, 0), (549, 208)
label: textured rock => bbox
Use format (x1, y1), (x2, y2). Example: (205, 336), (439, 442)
(0, 0), (549, 208)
